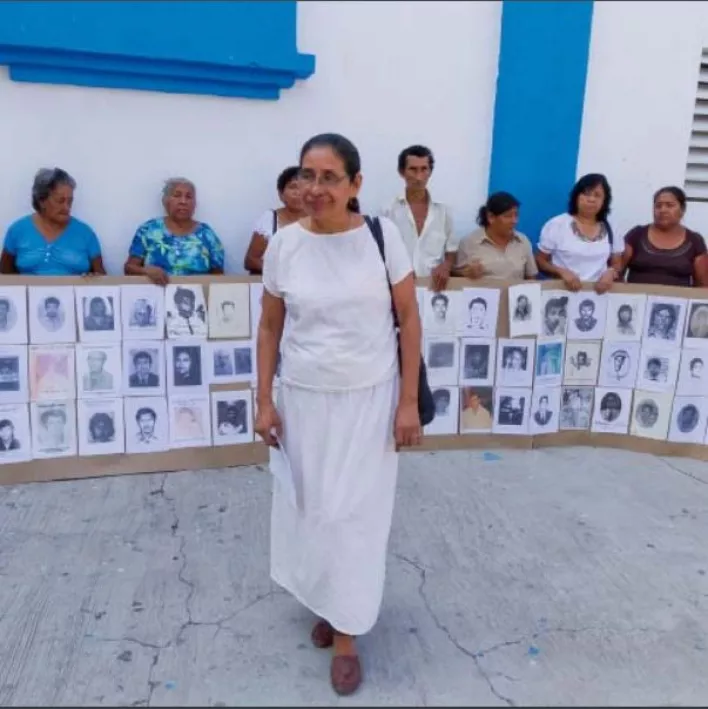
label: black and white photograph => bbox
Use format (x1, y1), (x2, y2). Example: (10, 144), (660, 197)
(508, 283), (541, 338)
(165, 284), (208, 339)
(209, 340), (254, 385)
(0, 404), (31, 464)
(211, 391), (254, 446)
(559, 386), (594, 430)
(424, 337), (460, 386)
(493, 387), (531, 434)
(459, 386), (494, 434)
(77, 398), (125, 456)
(529, 386), (561, 435)
(424, 386), (460, 436)
(630, 390), (672, 441)
(591, 387), (632, 435)
(29, 345), (76, 402)
(77, 286), (121, 343)
(597, 340), (641, 389)
(636, 346), (680, 393)
(676, 348), (708, 396)
(496, 338), (535, 388)
(29, 286), (76, 345)
(76, 344), (121, 399)
(563, 341), (601, 385)
(208, 283), (251, 339)
(422, 290), (460, 335)
(0, 285), (28, 345)
(668, 396), (708, 444)
(168, 341), (207, 394)
(457, 287), (500, 337)
(250, 282), (264, 336)
(123, 341), (165, 397)
(0, 346), (28, 404)
(31, 400), (77, 459)
(458, 338), (495, 387)
(684, 300), (708, 348)
(124, 397), (169, 454)
(540, 290), (569, 338)
(567, 292), (608, 340)
(121, 284), (165, 340)
(605, 293), (646, 342)
(642, 296), (687, 346)
(169, 397), (211, 449)
(535, 338), (564, 387)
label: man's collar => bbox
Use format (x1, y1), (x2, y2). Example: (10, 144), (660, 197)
(396, 190), (439, 207)
(480, 229), (522, 245)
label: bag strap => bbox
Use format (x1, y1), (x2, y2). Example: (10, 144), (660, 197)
(272, 209), (278, 236)
(365, 215), (400, 328)
(605, 220), (614, 246)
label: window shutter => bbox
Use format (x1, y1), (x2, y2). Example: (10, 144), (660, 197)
(686, 50), (708, 202)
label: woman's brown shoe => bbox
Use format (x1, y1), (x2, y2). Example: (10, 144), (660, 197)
(331, 654), (362, 696)
(311, 619), (335, 649)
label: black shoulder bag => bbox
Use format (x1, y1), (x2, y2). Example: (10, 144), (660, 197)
(364, 215), (436, 427)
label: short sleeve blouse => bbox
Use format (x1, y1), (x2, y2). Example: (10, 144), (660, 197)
(253, 210), (278, 241)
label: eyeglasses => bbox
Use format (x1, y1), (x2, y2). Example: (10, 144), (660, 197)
(297, 169), (348, 188)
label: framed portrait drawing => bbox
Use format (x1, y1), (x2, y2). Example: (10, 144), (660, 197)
(77, 398), (125, 457)
(0, 404), (31, 464)
(635, 345), (679, 394)
(496, 338), (535, 388)
(559, 386), (594, 431)
(29, 286), (76, 345)
(31, 400), (77, 459)
(492, 387), (531, 435)
(421, 290), (460, 336)
(457, 288), (500, 337)
(76, 344), (122, 399)
(0, 345), (29, 404)
(529, 386), (561, 435)
(566, 292), (608, 341)
(508, 283), (541, 338)
(0, 285), (28, 345)
(563, 341), (601, 386)
(642, 296), (687, 347)
(540, 290), (569, 338)
(424, 386), (460, 436)
(630, 390), (672, 441)
(208, 283), (251, 339)
(605, 293), (646, 342)
(169, 397), (211, 449)
(209, 340), (254, 385)
(424, 337), (459, 387)
(123, 341), (165, 397)
(535, 338), (565, 387)
(676, 348), (708, 397)
(684, 300), (708, 350)
(29, 344), (76, 402)
(124, 397), (169, 454)
(167, 341), (207, 395)
(211, 390), (254, 446)
(459, 338), (495, 387)
(459, 386), (494, 434)
(668, 396), (708, 444)
(165, 284), (207, 339)
(591, 387), (632, 435)
(76, 286), (121, 343)
(120, 284), (165, 340)
(597, 340), (640, 390)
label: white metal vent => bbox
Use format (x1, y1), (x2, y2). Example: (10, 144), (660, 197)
(686, 49), (708, 201)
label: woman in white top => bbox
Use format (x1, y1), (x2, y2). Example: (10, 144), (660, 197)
(243, 166), (304, 274)
(256, 133), (422, 696)
(535, 173), (623, 294)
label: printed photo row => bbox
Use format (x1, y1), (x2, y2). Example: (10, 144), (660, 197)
(420, 284), (708, 348)
(0, 390), (256, 465)
(0, 282), (265, 345)
(427, 385), (708, 444)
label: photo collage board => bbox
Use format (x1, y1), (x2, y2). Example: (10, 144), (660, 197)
(0, 278), (269, 472)
(419, 279), (708, 450)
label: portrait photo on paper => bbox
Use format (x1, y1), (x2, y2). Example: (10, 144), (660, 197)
(208, 283), (251, 339)
(459, 386), (494, 434)
(0, 346), (28, 404)
(493, 387), (531, 435)
(496, 338), (535, 388)
(424, 337), (459, 387)
(124, 397), (169, 454)
(591, 387), (632, 435)
(540, 290), (569, 338)
(567, 292), (608, 340)
(165, 284), (207, 339)
(535, 338), (564, 387)
(676, 349), (708, 396)
(636, 346), (679, 393)
(630, 390), (672, 441)
(120, 284), (165, 340)
(559, 386), (594, 431)
(78, 398), (125, 456)
(31, 400), (77, 459)
(424, 386), (460, 436)
(604, 293), (646, 342)
(0, 404), (31, 464)
(169, 397), (211, 449)
(422, 290), (459, 335)
(29, 344), (75, 402)
(123, 341), (165, 397)
(210, 341), (254, 385)
(459, 338), (495, 387)
(211, 391), (254, 446)
(642, 296), (687, 346)
(684, 300), (708, 348)
(529, 386), (561, 435)
(668, 396), (708, 444)
(77, 286), (121, 343)
(28, 286), (76, 345)
(457, 287), (500, 337)
(597, 340), (640, 390)
(168, 342), (206, 393)
(508, 282), (541, 338)
(76, 344), (121, 399)
(0, 286), (28, 345)
(563, 341), (601, 386)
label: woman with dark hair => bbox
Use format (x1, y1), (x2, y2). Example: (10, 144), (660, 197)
(0, 168), (105, 276)
(536, 173), (623, 293)
(244, 166), (305, 275)
(619, 186), (707, 287)
(255, 133), (421, 695)
(454, 191), (537, 280)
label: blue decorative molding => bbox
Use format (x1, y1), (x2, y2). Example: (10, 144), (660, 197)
(0, 1), (315, 100)
(488, 0), (594, 246)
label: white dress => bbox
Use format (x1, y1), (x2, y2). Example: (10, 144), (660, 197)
(262, 217), (413, 636)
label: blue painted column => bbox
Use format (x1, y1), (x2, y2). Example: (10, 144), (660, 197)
(488, 0), (594, 246)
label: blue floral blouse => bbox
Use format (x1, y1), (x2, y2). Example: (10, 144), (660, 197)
(128, 218), (225, 276)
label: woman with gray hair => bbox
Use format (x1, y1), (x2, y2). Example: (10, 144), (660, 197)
(125, 177), (224, 285)
(1, 167), (104, 275)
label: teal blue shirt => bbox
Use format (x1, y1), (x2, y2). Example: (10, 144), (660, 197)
(3, 215), (102, 276)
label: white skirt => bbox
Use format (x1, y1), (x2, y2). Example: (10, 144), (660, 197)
(270, 376), (399, 636)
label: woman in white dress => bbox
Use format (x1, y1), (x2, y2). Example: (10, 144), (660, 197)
(255, 133), (422, 695)
(535, 173), (624, 294)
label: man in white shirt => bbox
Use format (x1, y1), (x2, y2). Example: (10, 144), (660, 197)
(381, 145), (457, 290)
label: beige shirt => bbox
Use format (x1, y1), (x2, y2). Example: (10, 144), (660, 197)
(456, 227), (538, 280)
(461, 405), (493, 431)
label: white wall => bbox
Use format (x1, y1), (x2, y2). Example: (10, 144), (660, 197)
(0, 0), (501, 275)
(578, 0), (708, 238)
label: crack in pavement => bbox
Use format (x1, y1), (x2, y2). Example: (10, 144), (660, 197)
(660, 458), (708, 487)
